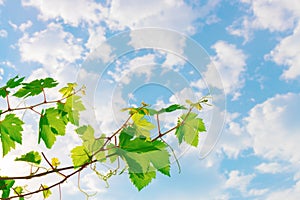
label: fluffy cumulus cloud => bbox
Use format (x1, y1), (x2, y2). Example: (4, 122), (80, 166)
(204, 41), (247, 99)
(265, 23), (300, 80)
(266, 181), (300, 200)
(228, 0), (300, 41)
(18, 23), (83, 71)
(104, 0), (201, 33)
(22, 0), (103, 26)
(245, 93), (300, 164)
(225, 170), (255, 194)
(217, 112), (251, 158)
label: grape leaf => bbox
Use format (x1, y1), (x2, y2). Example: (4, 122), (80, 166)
(59, 83), (77, 98)
(38, 108), (66, 148)
(0, 88), (6, 98)
(71, 146), (91, 168)
(51, 158), (60, 168)
(175, 112), (206, 147)
(6, 76), (25, 89)
(42, 185), (51, 199)
(158, 104), (186, 114)
(0, 179), (15, 199)
(75, 125), (105, 162)
(13, 78), (58, 98)
(0, 76), (25, 98)
(107, 143), (118, 163)
(118, 127), (171, 190)
(0, 114), (24, 156)
(132, 113), (155, 138)
(57, 95), (85, 126)
(129, 170), (156, 191)
(15, 151), (42, 165)
(13, 186), (24, 199)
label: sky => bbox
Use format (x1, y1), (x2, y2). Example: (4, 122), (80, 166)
(0, 0), (300, 199)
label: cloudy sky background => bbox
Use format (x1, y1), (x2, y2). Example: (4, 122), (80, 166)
(1, 0), (300, 199)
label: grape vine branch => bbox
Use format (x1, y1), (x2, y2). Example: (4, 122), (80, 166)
(0, 75), (209, 199)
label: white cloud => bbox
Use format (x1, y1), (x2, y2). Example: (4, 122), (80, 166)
(217, 112), (251, 158)
(104, 0), (202, 33)
(22, 0), (103, 26)
(265, 23), (300, 80)
(18, 23), (83, 71)
(0, 0), (3, 5)
(0, 29), (8, 37)
(225, 170), (255, 194)
(228, 1), (300, 42)
(266, 181), (300, 200)
(245, 93), (300, 164)
(19, 20), (33, 32)
(107, 54), (156, 84)
(129, 28), (186, 55)
(204, 41), (247, 98)
(255, 162), (285, 174)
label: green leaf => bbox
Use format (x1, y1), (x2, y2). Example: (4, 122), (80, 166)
(118, 129), (171, 190)
(0, 179), (15, 198)
(57, 95), (85, 126)
(38, 108), (66, 148)
(158, 104), (186, 114)
(71, 146), (91, 168)
(0, 88), (7, 98)
(6, 76), (25, 89)
(75, 125), (105, 162)
(0, 76), (25, 98)
(59, 83), (77, 98)
(0, 114), (24, 156)
(13, 78), (58, 98)
(175, 112), (206, 147)
(120, 136), (160, 153)
(129, 170), (156, 191)
(15, 151), (42, 165)
(42, 185), (51, 199)
(132, 113), (155, 138)
(13, 186), (23, 196)
(107, 143), (118, 163)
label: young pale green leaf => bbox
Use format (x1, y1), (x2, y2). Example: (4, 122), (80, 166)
(75, 125), (106, 162)
(158, 104), (187, 114)
(57, 95), (85, 126)
(107, 143), (118, 163)
(42, 185), (51, 199)
(59, 83), (77, 98)
(13, 186), (23, 197)
(132, 113), (155, 138)
(71, 146), (91, 168)
(15, 151), (42, 165)
(175, 112), (206, 147)
(0, 179), (15, 198)
(13, 78), (58, 98)
(0, 114), (24, 156)
(38, 108), (66, 148)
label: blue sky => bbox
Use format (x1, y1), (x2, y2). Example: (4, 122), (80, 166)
(1, 0), (300, 199)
